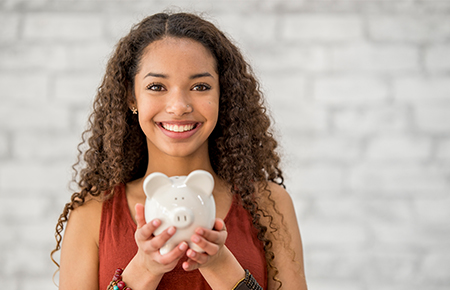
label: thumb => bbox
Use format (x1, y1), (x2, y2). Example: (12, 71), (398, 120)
(135, 203), (146, 229)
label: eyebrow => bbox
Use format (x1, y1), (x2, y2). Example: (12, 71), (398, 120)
(190, 72), (214, 79)
(144, 72), (167, 79)
(143, 72), (214, 79)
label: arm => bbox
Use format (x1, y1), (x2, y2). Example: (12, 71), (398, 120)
(182, 219), (246, 290)
(181, 184), (307, 290)
(262, 183), (308, 290)
(59, 198), (102, 290)
(120, 203), (189, 290)
(59, 199), (188, 290)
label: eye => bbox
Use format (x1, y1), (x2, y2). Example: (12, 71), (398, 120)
(146, 83), (165, 91)
(192, 83), (211, 91)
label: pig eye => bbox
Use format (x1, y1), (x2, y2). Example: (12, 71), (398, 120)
(182, 197), (184, 200)
(175, 197), (177, 200)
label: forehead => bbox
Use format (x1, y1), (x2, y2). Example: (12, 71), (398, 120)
(137, 37), (217, 75)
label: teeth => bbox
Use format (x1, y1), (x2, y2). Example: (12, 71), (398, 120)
(162, 123), (195, 132)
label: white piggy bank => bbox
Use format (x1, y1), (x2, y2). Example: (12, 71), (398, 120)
(143, 170), (216, 255)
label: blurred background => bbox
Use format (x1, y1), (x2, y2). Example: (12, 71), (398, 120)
(1, 0), (449, 289)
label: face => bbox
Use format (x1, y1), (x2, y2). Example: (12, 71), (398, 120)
(132, 37), (220, 159)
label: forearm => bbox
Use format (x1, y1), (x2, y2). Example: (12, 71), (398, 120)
(199, 246), (246, 290)
(120, 255), (164, 290)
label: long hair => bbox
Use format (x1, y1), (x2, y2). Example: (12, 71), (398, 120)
(52, 12), (285, 288)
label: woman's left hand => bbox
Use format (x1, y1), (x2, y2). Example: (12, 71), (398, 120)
(182, 218), (228, 271)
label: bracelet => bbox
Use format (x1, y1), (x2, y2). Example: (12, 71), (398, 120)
(107, 268), (132, 290)
(232, 269), (263, 290)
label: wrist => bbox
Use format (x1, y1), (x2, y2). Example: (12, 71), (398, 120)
(232, 269), (263, 290)
(107, 268), (131, 290)
(199, 246), (245, 290)
(121, 256), (164, 290)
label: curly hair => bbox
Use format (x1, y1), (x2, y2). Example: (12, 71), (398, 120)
(51, 12), (286, 289)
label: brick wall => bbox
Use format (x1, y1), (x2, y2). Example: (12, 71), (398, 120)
(1, 1), (449, 289)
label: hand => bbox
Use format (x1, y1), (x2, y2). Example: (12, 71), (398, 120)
(182, 218), (228, 271)
(134, 203), (188, 276)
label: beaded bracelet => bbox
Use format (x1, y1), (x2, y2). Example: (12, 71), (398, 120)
(107, 267), (260, 290)
(107, 268), (132, 290)
(232, 269), (263, 290)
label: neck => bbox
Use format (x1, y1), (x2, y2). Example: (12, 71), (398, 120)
(145, 149), (215, 178)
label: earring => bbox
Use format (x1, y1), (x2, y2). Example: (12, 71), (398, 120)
(131, 107), (138, 114)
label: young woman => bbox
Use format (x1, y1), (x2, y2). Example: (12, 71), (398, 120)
(52, 12), (307, 290)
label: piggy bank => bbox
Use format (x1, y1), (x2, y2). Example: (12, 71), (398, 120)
(143, 170), (216, 255)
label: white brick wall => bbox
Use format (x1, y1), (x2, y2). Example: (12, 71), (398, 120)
(281, 15), (364, 42)
(313, 76), (389, 105)
(1, 1), (449, 289)
(22, 13), (103, 40)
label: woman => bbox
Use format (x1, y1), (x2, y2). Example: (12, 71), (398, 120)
(52, 12), (307, 290)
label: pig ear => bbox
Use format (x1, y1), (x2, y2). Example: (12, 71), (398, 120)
(184, 170), (214, 196)
(143, 172), (172, 199)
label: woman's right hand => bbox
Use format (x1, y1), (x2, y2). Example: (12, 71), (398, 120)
(133, 203), (188, 276)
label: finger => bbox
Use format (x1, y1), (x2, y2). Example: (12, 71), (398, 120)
(186, 248), (209, 265)
(195, 226), (227, 246)
(191, 234), (220, 256)
(182, 258), (200, 272)
(149, 226), (177, 250)
(213, 218), (226, 232)
(157, 242), (189, 265)
(135, 219), (161, 241)
(135, 203), (146, 229)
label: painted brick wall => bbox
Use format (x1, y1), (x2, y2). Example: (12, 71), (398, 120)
(1, 1), (449, 289)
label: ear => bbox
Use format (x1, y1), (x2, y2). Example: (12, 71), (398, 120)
(143, 172), (172, 199)
(184, 170), (214, 196)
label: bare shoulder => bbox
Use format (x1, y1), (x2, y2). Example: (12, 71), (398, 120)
(59, 195), (103, 289)
(256, 182), (308, 290)
(256, 182), (298, 241)
(69, 195), (103, 224)
(66, 195), (103, 240)
(257, 182), (295, 216)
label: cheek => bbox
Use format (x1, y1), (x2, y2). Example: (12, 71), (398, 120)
(207, 93), (220, 117)
(204, 101), (219, 121)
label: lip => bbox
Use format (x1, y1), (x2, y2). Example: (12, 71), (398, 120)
(156, 121), (203, 139)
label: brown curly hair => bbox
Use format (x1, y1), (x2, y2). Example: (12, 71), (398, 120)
(52, 12), (286, 289)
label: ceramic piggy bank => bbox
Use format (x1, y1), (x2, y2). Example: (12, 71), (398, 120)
(143, 170), (216, 255)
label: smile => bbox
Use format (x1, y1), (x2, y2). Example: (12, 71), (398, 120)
(160, 122), (198, 133)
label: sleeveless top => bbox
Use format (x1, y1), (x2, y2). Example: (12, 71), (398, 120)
(98, 184), (267, 290)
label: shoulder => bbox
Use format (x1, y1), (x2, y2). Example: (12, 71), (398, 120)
(257, 182), (295, 217)
(66, 194), (103, 244)
(59, 194), (104, 289)
(255, 182), (308, 289)
(70, 194), (103, 220)
(255, 181), (299, 243)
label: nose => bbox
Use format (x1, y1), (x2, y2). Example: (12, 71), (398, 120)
(165, 89), (193, 116)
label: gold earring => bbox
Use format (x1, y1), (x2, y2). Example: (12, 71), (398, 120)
(131, 107), (138, 114)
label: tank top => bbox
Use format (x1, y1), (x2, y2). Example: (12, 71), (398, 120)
(98, 184), (267, 289)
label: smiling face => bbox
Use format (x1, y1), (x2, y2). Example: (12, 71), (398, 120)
(132, 37), (220, 160)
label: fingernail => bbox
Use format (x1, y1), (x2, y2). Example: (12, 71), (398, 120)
(196, 228), (204, 235)
(179, 242), (187, 251)
(192, 235), (200, 243)
(152, 219), (160, 226)
(189, 250), (196, 258)
(168, 226), (176, 235)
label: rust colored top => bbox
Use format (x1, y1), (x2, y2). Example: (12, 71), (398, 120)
(98, 183), (267, 290)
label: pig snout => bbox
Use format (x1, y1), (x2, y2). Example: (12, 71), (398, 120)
(171, 207), (194, 229)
